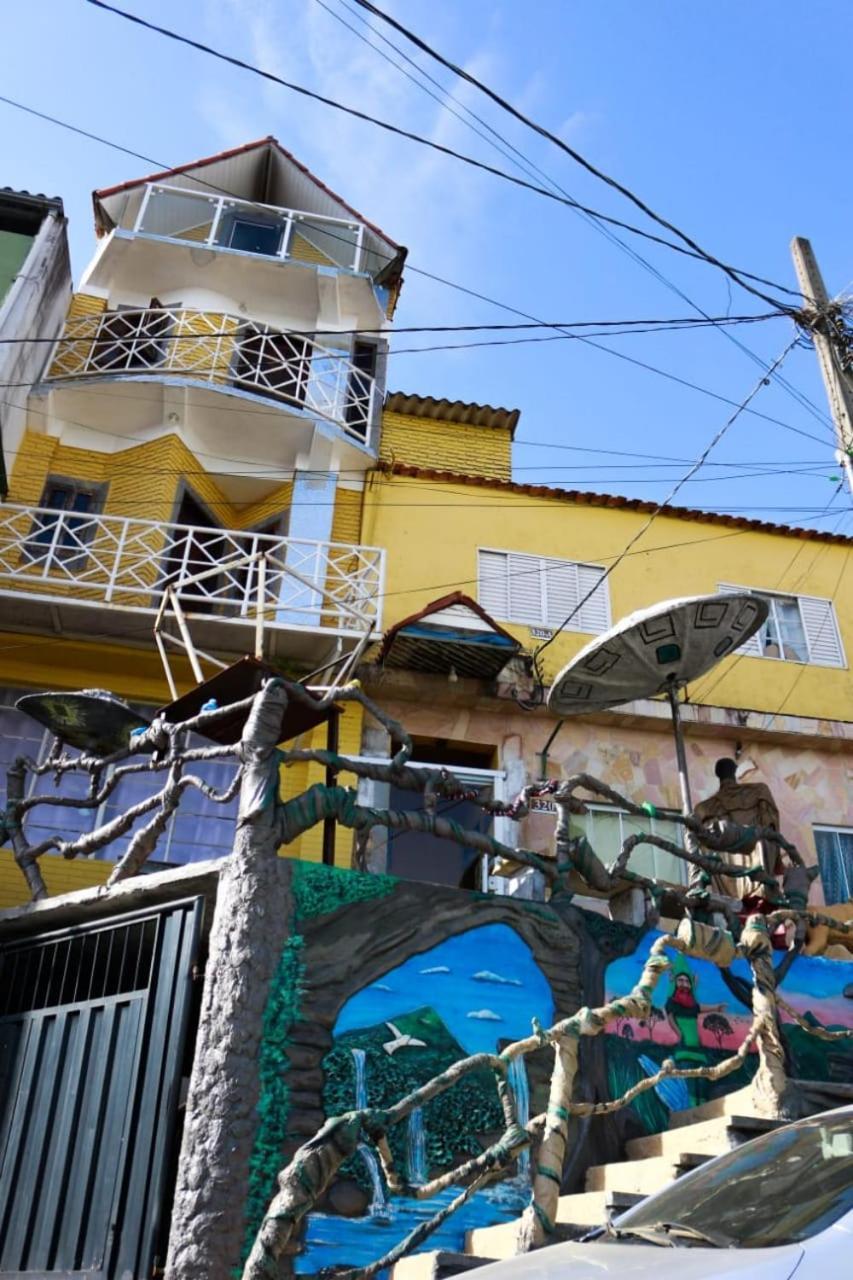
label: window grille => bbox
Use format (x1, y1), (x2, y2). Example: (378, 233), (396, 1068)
(813, 826), (853, 906)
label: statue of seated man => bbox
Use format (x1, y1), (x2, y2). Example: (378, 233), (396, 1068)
(692, 757), (782, 906)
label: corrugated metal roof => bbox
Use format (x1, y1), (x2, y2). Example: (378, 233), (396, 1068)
(92, 136), (399, 248)
(384, 463), (853, 544)
(384, 391), (520, 435)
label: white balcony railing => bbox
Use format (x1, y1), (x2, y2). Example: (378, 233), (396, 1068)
(47, 306), (377, 444)
(131, 183), (381, 275)
(0, 503), (384, 636)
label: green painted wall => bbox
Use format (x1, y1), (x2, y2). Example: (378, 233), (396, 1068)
(0, 230), (34, 305)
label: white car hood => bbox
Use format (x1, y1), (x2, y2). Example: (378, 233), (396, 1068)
(471, 1241), (804, 1280)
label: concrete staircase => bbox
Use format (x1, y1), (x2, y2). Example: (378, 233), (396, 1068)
(392, 1087), (782, 1280)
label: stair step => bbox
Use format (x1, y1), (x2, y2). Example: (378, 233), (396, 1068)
(585, 1151), (709, 1195)
(555, 1189), (645, 1227)
(392, 1251), (497, 1280)
(667, 1086), (756, 1130)
(465, 1218), (586, 1260)
(625, 1113), (783, 1161)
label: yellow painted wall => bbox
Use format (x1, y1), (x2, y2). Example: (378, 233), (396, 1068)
(379, 411), (512, 481)
(364, 471), (853, 723)
(0, 850), (113, 910)
(279, 699), (363, 868)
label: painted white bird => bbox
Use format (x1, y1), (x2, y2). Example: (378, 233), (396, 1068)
(382, 1021), (426, 1056)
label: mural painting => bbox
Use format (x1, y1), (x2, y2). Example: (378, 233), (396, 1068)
(604, 928), (853, 1133)
(296, 923), (555, 1272)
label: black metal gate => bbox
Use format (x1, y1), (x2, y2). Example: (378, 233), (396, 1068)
(0, 896), (203, 1278)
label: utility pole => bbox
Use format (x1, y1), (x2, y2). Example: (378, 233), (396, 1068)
(790, 236), (853, 495)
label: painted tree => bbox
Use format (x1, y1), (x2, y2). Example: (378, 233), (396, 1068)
(2, 676), (850, 1278)
(703, 1012), (734, 1049)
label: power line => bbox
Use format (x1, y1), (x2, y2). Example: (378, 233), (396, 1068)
(688, 491), (850, 704)
(349, 0), (797, 313)
(0, 311), (784, 345)
(3, 393), (836, 483)
(534, 338), (801, 665)
(77, 4), (802, 309)
(338, 1), (836, 435)
(320, 0), (804, 305)
(0, 91), (832, 450)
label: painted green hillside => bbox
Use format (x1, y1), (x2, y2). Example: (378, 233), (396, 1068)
(324, 1006), (504, 1179)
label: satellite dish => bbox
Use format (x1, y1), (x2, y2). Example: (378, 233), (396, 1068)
(547, 592), (768, 812)
(16, 689), (149, 755)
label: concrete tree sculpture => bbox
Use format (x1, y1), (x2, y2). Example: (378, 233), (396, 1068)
(2, 677), (850, 1279)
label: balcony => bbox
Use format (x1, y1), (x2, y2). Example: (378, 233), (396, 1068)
(130, 183), (386, 276)
(0, 503), (384, 664)
(47, 305), (378, 445)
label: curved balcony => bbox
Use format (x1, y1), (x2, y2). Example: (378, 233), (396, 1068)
(46, 306), (378, 444)
(0, 501), (384, 662)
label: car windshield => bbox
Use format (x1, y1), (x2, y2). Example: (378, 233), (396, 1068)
(615, 1111), (853, 1248)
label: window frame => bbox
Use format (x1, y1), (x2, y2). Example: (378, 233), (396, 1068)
(477, 546), (611, 635)
(26, 475), (107, 567)
(574, 801), (688, 887)
(812, 824), (853, 906)
(0, 686), (239, 869)
(718, 582), (846, 668)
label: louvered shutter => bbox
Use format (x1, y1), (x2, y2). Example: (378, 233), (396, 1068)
(508, 553), (544, 624)
(544, 559), (578, 629)
(717, 583), (762, 656)
(798, 595), (846, 667)
(478, 550), (508, 619)
(576, 563), (610, 633)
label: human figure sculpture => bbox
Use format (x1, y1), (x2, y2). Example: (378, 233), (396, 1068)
(692, 757), (782, 905)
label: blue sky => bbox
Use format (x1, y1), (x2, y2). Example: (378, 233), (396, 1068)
(3, 1), (852, 525)
(334, 923), (555, 1053)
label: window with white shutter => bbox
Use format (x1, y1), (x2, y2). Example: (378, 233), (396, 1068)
(478, 549), (610, 634)
(717, 584), (845, 668)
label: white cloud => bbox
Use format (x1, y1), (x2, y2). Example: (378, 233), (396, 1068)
(467, 1008), (503, 1021)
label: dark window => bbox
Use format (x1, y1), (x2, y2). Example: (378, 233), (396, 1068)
(345, 340), (377, 439)
(233, 323), (310, 405)
(385, 739), (496, 890)
(27, 477), (104, 563)
(90, 298), (170, 373)
(228, 217), (282, 256)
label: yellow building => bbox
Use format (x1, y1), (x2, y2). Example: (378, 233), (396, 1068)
(1, 141), (851, 911)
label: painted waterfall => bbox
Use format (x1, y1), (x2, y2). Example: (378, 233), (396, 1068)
(297, 924), (555, 1273)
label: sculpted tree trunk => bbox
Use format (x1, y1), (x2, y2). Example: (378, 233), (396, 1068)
(739, 915), (796, 1118)
(166, 681), (290, 1280)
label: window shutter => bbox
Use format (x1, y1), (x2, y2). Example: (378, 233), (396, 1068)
(576, 563), (610, 633)
(543, 559), (578, 629)
(478, 550), (508, 619)
(798, 595), (845, 667)
(717, 583), (762, 656)
(507, 553), (544, 624)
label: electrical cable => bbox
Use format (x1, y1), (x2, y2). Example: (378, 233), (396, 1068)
(0, 311), (784, 345)
(533, 338), (801, 672)
(319, 0), (802, 304)
(0, 92), (832, 449)
(688, 492), (850, 705)
(76, 5), (802, 311)
(348, 0), (797, 313)
(336, 1), (836, 434)
(1, 393), (836, 482)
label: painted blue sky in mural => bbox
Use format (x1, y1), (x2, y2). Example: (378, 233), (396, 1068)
(607, 929), (853, 1024)
(334, 924), (555, 1053)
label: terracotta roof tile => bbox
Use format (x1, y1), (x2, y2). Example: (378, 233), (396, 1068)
(384, 391), (519, 435)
